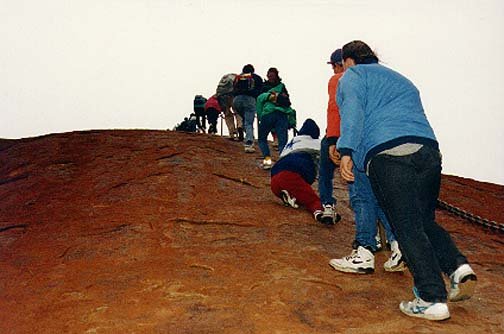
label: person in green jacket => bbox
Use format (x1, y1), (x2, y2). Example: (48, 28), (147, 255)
(256, 68), (296, 170)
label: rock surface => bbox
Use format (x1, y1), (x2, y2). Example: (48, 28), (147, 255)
(0, 130), (503, 333)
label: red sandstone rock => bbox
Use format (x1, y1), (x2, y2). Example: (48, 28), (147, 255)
(0, 130), (503, 333)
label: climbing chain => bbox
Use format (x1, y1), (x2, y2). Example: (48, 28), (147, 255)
(437, 199), (504, 233)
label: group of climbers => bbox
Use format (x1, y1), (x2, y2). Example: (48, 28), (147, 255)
(180, 65), (297, 163)
(176, 41), (478, 322)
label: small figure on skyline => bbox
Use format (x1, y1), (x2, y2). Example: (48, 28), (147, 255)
(193, 95), (207, 133)
(175, 113), (198, 133)
(204, 94), (222, 135)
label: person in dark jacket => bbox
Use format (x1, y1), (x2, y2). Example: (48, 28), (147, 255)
(193, 95), (207, 133)
(270, 119), (340, 225)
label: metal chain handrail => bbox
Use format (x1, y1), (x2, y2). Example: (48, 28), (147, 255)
(437, 199), (504, 233)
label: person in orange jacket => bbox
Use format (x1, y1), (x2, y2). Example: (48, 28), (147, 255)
(323, 48), (405, 274)
(318, 49), (344, 223)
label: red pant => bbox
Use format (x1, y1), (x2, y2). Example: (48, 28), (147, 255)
(271, 170), (322, 214)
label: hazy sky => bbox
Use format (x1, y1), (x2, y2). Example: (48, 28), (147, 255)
(2, 0), (504, 185)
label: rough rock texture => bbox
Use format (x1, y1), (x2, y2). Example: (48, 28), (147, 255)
(0, 130), (503, 334)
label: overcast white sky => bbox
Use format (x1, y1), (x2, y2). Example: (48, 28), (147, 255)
(2, 0), (503, 185)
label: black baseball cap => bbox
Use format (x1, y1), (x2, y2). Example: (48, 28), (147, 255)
(327, 49), (343, 65)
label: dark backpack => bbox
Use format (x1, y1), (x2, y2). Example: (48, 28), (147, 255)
(175, 119), (190, 132)
(193, 95), (207, 110)
(233, 73), (255, 95)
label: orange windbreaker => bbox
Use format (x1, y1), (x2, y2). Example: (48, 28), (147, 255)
(326, 72), (343, 142)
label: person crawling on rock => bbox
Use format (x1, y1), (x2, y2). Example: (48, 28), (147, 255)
(175, 114), (198, 133)
(270, 118), (341, 225)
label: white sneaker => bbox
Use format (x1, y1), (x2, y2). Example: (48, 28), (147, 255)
(244, 144), (255, 153)
(399, 288), (450, 321)
(448, 264), (477, 302)
(384, 240), (406, 272)
(280, 190), (298, 208)
(329, 246), (375, 274)
(262, 157), (272, 170)
(315, 204), (341, 225)
(400, 297), (450, 321)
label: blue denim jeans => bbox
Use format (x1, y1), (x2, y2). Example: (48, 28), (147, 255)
(233, 95), (256, 145)
(368, 145), (468, 303)
(349, 167), (396, 251)
(258, 111), (288, 158)
(318, 137), (336, 206)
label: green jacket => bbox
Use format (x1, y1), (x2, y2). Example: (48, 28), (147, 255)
(256, 83), (296, 128)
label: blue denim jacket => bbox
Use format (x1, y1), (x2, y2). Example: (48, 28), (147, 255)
(336, 63), (437, 171)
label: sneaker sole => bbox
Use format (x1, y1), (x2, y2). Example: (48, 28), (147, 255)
(449, 274), (477, 302)
(399, 307), (451, 321)
(329, 261), (374, 274)
(317, 213), (341, 226)
(384, 260), (407, 272)
(318, 216), (335, 225)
